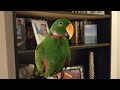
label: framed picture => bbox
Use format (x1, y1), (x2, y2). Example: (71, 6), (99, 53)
(63, 65), (84, 79)
(31, 19), (49, 45)
(87, 11), (105, 15)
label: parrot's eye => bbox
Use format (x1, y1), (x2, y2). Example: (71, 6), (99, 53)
(59, 22), (63, 26)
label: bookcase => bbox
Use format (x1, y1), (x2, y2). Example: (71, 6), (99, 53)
(13, 11), (111, 79)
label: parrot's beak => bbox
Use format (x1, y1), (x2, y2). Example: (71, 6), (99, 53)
(66, 23), (74, 39)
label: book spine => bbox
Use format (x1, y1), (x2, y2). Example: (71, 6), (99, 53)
(75, 21), (80, 44)
(70, 21), (80, 44)
(79, 21), (84, 44)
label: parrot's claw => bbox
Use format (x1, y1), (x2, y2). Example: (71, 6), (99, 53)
(46, 74), (58, 79)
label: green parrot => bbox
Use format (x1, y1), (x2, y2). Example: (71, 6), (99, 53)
(35, 19), (74, 79)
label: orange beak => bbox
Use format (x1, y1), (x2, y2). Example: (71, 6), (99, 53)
(66, 23), (74, 39)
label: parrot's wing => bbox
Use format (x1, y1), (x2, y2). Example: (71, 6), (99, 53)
(35, 43), (45, 76)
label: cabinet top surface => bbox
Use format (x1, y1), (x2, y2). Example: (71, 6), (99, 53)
(16, 11), (110, 20)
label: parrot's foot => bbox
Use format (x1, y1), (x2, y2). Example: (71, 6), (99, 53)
(52, 71), (64, 79)
(46, 74), (58, 79)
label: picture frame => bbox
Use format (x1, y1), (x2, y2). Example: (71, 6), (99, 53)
(63, 65), (84, 79)
(31, 19), (49, 45)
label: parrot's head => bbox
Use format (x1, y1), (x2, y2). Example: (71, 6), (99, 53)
(50, 19), (74, 39)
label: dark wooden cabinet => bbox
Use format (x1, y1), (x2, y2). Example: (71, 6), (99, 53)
(13, 11), (111, 79)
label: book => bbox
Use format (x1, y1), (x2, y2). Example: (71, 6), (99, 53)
(80, 11), (87, 14)
(31, 19), (49, 45)
(79, 21), (84, 44)
(84, 24), (97, 44)
(87, 11), (105, 15)
(70, 21), (81, 44)
(71, 11), (87, 14)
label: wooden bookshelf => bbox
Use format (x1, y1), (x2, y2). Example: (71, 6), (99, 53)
(14, 11), (111, 79)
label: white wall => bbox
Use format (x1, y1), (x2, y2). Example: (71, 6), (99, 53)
(0, 11), (16, 79)
(111, 11), (120, 79)
(117, 12), (120, 78)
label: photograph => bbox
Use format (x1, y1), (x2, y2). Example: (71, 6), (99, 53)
(31, 19), (49, 45)
(16, 18), (26, 49)
(63, 65), (84, 79)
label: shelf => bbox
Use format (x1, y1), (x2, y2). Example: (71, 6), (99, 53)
(17, 50), (35, 64)
(16, 11), (110, 20)
(18, 43), (110, 54)
(17, 43), (110, 64)
(70, 43), (110, 50)
(18, 50), (35, 54)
